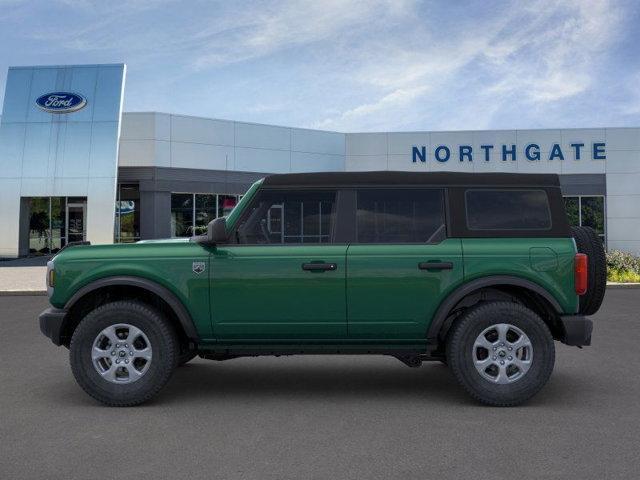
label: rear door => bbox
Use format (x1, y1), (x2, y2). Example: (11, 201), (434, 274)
(346, 188), (463, 340)
(211, 188), (347, 340)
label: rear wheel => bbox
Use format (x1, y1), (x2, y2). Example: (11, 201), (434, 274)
(571, 226), (606, 315)
(446, 301), (555, 406)
(70, 300), (178, 407)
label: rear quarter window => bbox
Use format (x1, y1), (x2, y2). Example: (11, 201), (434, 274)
(465, 189), (552, 230)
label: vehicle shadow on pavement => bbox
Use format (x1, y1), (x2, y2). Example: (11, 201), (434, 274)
(157, 359), (589, 407)
(144, 359), (492, 406)
(42, 357), (586, 408)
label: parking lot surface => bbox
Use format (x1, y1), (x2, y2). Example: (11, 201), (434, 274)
(1, 290), (639, 479)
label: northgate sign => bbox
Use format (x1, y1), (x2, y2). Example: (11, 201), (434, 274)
(412, 142), (606, 163)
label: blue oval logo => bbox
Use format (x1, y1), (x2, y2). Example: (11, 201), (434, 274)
(35, 92), (87, 114)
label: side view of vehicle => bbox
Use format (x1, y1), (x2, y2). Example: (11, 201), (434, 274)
(39, 172), (606, 406)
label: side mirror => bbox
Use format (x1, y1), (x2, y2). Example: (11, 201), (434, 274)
(207, 217), (227, 244)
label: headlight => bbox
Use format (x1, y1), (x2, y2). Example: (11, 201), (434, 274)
(46, 260), (55, 296)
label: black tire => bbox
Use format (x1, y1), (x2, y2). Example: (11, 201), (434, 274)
(70, 301), (178, 407)
(446, 301), (555, 407)
(177, 349), (197, 367)
(571, 226), (606, 315)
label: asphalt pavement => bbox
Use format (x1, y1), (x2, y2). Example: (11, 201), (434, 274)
(1, 290), (639, 479)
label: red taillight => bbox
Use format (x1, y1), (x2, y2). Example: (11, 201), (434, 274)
(575, 253), (588, 295)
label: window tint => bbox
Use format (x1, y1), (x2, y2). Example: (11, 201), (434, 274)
(466, 189), (551, 230)
(236, 190), (336, 244)
(356, 189), (445, 243)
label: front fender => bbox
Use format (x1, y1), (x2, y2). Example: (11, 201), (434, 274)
(63, 275), (200, 341)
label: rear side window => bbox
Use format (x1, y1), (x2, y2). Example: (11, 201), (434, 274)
(356, 189), (446, 243)
(465, 189), (551, 230)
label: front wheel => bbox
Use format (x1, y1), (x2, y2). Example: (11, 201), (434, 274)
(177, 349), (198, 367)
(70, 301), (178, 407)
(446, 301), (555, 407)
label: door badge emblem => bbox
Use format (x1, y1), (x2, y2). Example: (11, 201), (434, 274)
(192, 261), (206, 274)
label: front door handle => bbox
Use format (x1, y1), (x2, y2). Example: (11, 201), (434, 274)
(418, 261), (453, 271)
(302, 262), (337, 272)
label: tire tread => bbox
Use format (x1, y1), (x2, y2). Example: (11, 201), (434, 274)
(70, 300), (177, 407)
(446, 301), (555, 407)
(571, 226), (606, 315)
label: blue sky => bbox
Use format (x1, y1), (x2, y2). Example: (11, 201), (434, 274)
(1, 0), (639, 132)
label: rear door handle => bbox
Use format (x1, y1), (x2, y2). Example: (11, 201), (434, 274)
(418, 261), (453, 271)
(302, 262), (337, 272)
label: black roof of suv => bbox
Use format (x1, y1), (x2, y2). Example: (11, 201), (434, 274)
(262, 171), (562, 187)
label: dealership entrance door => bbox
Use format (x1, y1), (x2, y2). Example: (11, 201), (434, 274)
(20, 197), (87, 256)
(66, 201), (86, 244)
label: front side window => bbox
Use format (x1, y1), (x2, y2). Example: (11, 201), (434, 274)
(235, 190), (336, 244)
(466, 189), (551, 231)
(356, 189), (446, 243)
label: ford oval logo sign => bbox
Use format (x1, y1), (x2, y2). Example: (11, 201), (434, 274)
(35, 92), (87, 114)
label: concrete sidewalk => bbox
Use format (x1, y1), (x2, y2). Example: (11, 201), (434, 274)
(0, 266), (47, 295)
(0, 256), (48, 295)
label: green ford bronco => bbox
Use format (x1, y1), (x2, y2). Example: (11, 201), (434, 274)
(39, 172), (606, 407)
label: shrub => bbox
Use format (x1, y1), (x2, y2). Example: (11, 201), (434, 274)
(608, 268), (640, 283)
(606, 250), (640, 283)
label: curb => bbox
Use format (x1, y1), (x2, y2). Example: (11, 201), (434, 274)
(0, 290), (47, 296)
(606, 283), (640, 289)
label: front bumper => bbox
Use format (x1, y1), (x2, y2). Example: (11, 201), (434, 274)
(559, 315), (593, 346)
(39, 307), (68, 346)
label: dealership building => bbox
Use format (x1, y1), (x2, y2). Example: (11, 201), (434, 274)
(1, 63), (639, 258)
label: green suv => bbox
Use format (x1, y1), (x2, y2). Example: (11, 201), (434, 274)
(39, 172), (606, 407)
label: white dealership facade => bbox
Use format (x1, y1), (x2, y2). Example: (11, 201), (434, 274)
(1, 63), (639, 257)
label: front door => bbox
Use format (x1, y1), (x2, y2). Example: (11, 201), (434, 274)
(346, 188), (463, 339)
(66, 201), (86, 244)
(211, 189), (347, 340)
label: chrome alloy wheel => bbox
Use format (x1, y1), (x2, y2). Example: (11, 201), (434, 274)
(472, 323), (533, 384)
(91, 324), (153, 384)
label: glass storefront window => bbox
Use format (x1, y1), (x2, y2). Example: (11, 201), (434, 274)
(218, 195), (238, 218)
(27, 196), (87, 255)
(563, 197), (579, 228)
(50, 197), (65, 252)
(115, 184), (140, 243)
(170, 193), (241, 237)
(195, 194), (216, 236)
(28, 197), (51, 254)
(563, 195), (606, 244)
(581, 197), (605, 236)
(171, 193), (194, 237)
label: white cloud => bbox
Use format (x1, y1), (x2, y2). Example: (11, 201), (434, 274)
(481, 0), (621, 103)
(191, 0), (413, 69)
(313, 85), (428, 130)
(314, 0), (625, 130)
(1, 0), (630, 130)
